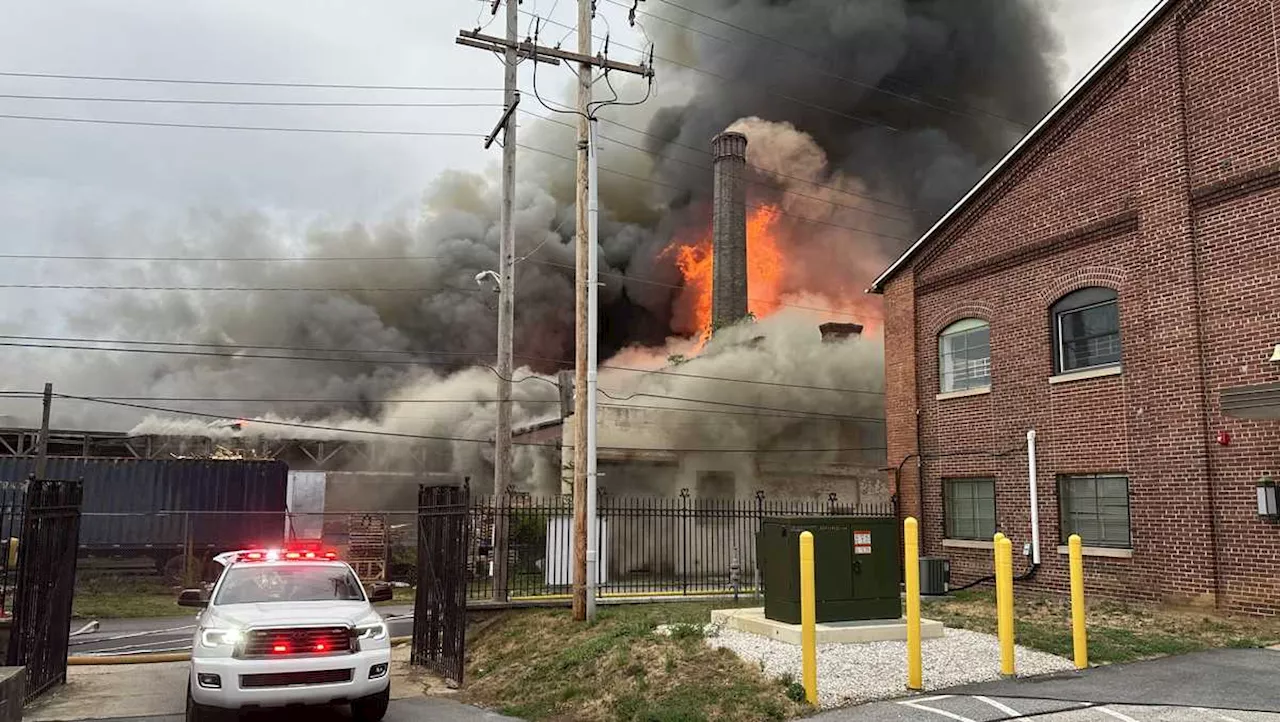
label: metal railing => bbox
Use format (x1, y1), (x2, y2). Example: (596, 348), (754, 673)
(74, 492), (896, 602)
(468, 491), (896, 601)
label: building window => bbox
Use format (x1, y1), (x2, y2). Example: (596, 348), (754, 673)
(939, 318), (991, 393)
(1058, 473), (1131, 548)
(944, 478), (996, 540)
(1052, 287), (1121, 374)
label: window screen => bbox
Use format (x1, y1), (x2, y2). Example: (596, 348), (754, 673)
(944, 478), (996, 540)
(939, 319), (991, 393)
(1058, 473), (1131, 548)
(1052, 288), (1121, 373)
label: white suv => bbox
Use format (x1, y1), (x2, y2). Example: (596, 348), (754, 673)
(179, 548), (394, 722)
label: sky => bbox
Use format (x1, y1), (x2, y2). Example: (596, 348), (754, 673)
(0, 0), (1160, 426)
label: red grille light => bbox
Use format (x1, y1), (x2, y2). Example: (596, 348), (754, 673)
(272, 643), (289, 654)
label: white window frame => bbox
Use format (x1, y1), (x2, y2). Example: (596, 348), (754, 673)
(938, 318), (991, 394)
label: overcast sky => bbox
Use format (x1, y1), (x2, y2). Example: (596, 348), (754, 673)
(0, 0), (1159, 333)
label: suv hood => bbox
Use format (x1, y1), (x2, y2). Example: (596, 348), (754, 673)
(210, 601), (377, 629)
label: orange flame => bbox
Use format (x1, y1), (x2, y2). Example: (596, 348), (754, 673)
(664, 204), (786, 349)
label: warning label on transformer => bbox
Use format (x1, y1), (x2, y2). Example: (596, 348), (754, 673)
(854, 530), (872, 555)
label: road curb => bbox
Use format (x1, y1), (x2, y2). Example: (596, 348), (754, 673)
(67, 636), (414, 665)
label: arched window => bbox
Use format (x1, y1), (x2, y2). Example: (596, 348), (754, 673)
(1052, 287), (1121, 373)
(939, 318), (990, 393)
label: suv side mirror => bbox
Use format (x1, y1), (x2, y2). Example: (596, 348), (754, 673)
(178, 589), (208, 608)
(369, 584), (394, 603)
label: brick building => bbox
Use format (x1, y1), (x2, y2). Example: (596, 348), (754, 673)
(869, 0), (1280, 614)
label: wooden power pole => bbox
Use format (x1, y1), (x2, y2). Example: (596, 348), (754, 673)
(35, 382), (52, 480)
(459, 0), (654, 622)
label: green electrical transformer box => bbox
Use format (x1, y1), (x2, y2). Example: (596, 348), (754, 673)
(757, 516), (900, 624)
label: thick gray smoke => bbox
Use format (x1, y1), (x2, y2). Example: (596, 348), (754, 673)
(1, 0), (1064, 482)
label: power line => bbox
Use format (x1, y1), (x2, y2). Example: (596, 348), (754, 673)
(618, 0), (1033, 130)
(48, 393), (885, 454)
(0, 283), (484, 293)
(0, 391), (866, 421)
(0, 70), (502, 92)
(516, 8), (895, 134)
(0, 334), (556, 362)
(521, 255), (874, 320)
(516, 142), (911, 244)
(0, 93), (503, 109)
(589, 114), (915, 217)
(0, 334), (883, 396)
(521, 109), (915, 224)
(0, 252), (874, 322)
(597, 388), (882, 422)
(0, 113), (484, 138)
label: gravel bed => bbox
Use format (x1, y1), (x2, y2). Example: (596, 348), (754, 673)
(706, 626), (1074, 709)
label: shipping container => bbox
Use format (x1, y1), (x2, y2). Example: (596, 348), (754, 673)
(0, 457), (288, 562)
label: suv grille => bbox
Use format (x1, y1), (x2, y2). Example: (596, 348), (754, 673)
(242, 627), (352, 657)
(240, 669), (353, 688)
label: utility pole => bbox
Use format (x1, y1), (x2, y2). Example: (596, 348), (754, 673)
(458, 1), (654, 623)
(457, 0), (553, 603)
(492, 0), (519, 604)
(35, 382), (51, 480)
(571, 0), (593, 623)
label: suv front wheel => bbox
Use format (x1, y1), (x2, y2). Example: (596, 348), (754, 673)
(186, 684), (223, 722)
(351, 686), (390, 722)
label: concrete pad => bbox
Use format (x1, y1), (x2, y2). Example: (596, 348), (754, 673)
(24, 661), (188, 721)
(711, 607), (945, 645)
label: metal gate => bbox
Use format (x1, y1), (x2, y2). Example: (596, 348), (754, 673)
(4, 478), (84, 702)
(410, 482), (469, 686)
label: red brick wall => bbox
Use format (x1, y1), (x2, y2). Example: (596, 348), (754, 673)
(881, 0), (1280, 614)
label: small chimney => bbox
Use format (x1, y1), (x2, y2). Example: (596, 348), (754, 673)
(820, 322), (864, 342)
(711, 131), (749, 331)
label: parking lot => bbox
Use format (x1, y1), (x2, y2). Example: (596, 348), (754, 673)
(817, 648), (1280, 722)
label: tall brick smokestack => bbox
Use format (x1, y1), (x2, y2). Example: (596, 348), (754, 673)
(711, 131), (748, 330)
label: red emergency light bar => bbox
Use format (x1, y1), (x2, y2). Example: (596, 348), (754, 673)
(235, 548), (339, 563)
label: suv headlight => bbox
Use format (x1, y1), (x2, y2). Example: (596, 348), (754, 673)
(200, 628), (242, 648)
(355, 620), (387, 642)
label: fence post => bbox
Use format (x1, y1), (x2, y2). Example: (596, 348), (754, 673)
(754, 491), (764, 599)
(679, 488), (690, 595)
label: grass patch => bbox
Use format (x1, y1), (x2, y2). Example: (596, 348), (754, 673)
(73, 577), (191, 620)
(462, 603), (803, 722)
(923, 589), (1280, 664)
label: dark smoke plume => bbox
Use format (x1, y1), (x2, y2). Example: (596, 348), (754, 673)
(1, 0), (1064, 476)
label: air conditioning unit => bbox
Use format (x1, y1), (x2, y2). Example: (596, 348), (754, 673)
(919, 557), (950, 596)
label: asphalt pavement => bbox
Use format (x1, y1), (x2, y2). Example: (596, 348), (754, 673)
(53, 697), (522, 722)
(814, 648), (1280, 722)
(68, 606), (415, 656)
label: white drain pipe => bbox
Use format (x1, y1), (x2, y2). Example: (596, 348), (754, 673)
(1027, 429), (1041, 565)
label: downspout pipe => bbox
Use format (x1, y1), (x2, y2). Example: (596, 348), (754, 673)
(1028, 429), (1041, 565)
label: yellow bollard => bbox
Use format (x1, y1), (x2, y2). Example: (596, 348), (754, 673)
(6, 538), (16, 568)
(799, 530), (818, 705)
(904, 517), (922, 691)
(1069, 534), (1088, 669)
(995, 535), (1015, 677)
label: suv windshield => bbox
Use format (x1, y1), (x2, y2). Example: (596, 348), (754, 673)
(214, 564), (365, 605)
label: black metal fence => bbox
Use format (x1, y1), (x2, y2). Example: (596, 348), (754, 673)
(70, 491), (896, 605)
(4, 478), (84, 702)
(468, 491), (896, 601)
(411, 484), (469, 686)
